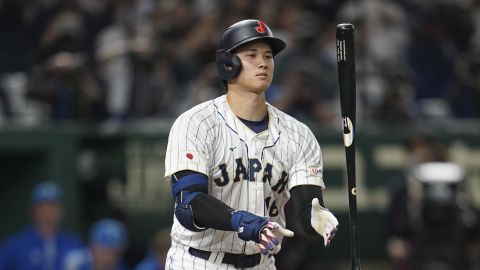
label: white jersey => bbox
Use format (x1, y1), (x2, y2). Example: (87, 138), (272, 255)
(164, 94), (325, 255)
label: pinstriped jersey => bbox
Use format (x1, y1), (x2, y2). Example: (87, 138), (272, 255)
(164, 94), (325, 255)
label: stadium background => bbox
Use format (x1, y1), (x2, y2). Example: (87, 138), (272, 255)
(0, 0), (479, 269)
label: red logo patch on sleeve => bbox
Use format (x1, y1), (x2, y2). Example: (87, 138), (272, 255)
(186, 153), (193, 160)
(308, 165), (322, 176)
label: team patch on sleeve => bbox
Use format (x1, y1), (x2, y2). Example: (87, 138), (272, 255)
(181, 150), (199, 165)
(308, 165), (322, 177)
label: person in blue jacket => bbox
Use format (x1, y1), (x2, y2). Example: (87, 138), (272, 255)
(0, 181), (83, 270)
(134, 229), (170, 270)
(64, 218), (128, 270)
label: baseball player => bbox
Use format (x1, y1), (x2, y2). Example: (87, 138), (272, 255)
(164, 19), (339, 270)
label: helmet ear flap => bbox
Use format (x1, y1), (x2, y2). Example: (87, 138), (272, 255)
(216, 50), (241, 81)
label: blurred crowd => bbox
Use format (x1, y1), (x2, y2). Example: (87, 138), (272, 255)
(0, 0), (479, 127)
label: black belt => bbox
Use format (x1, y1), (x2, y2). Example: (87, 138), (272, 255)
(188, 247), (263, 268)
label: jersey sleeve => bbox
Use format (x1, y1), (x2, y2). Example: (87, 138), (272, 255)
(288, 126), (325, 190)
(164, 111), (212, 179)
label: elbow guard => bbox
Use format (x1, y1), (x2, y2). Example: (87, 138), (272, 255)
(171, 173), (208, 232)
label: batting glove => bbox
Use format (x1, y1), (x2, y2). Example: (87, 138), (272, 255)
(311, 198), (339, 247)
(257, 221), (294, 255)
(231, 211), (294, 255)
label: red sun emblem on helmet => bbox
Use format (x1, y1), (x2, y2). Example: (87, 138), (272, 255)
(255, 20), (267, 33)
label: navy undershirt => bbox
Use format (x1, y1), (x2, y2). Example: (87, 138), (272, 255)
(238, 114), (269, 133)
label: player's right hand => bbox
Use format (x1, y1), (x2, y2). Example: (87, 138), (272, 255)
(257, 222), (294, 255)
(231, 211), (294, 255)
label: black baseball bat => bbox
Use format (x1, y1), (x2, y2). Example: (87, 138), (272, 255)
(336, 23), (361, 270)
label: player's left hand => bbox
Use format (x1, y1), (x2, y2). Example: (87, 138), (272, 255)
(311, 198), (339, 247)
(257, 222), (294, 255)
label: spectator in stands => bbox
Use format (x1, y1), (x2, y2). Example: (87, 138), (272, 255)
(0, 0), (50, 124)
(0, 181), (83, 270)
(26, 1), (105, 122)
(447, 58), (480, 118)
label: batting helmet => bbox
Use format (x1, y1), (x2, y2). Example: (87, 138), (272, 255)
(216, 19), (286, 81)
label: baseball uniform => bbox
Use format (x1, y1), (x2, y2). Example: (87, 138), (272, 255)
(164, 94), (325, 269)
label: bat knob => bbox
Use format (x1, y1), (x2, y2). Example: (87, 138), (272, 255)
(337, 23), (354, 30)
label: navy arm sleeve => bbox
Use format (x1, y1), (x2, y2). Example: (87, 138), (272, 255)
(290, 185), (324, 235)
(173, 170), (235, 231)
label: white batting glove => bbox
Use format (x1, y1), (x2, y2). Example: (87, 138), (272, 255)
(311, 198), (339, 247)
(257, 222), (294, 255)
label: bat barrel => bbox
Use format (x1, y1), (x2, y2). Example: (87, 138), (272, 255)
(336, 23), (356, 125)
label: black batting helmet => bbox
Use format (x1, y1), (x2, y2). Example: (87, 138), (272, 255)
(216, 19), (286, 81)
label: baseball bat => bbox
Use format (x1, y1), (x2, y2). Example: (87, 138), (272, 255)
(336, 23), (361, 270)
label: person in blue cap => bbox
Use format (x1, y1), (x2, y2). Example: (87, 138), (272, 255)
(64, 218), (128, 270)
(0, 181), (83, 270)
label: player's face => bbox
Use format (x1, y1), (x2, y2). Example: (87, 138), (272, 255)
(232, 41), (274, 93)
